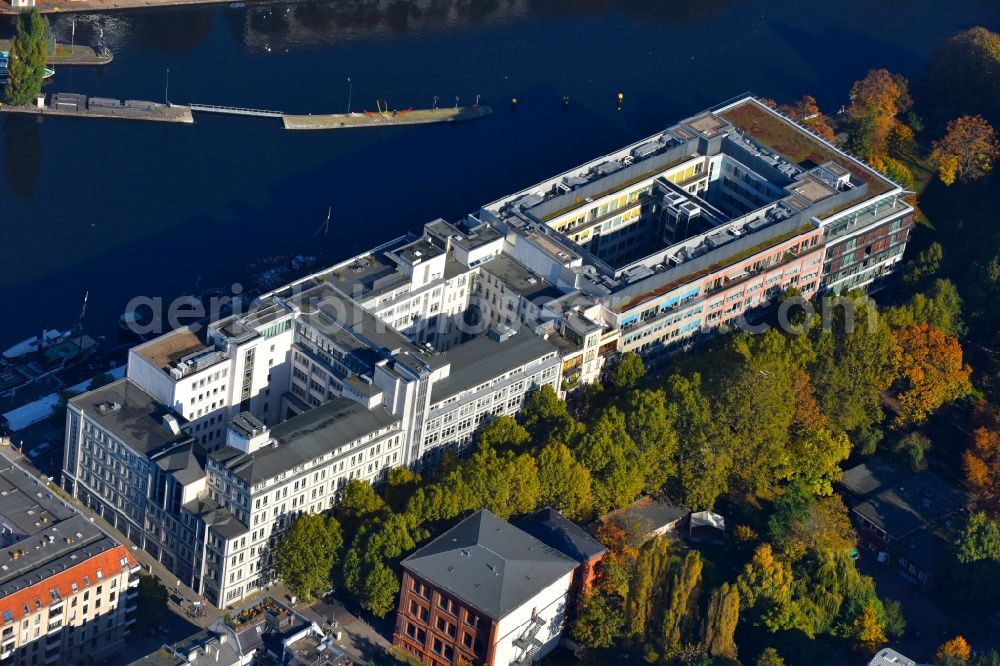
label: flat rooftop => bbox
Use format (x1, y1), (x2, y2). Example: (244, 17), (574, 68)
(135, 328), (208, 372)
(853, 470), (966, 538)
(480, 254), (564, 303)
(429, 331), (558, 404)
(69, 379), (192, 457)
(210, 398), (399, 485)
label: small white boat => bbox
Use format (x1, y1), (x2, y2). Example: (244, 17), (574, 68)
(2, 330), (70, 359)
(0, 51), (55, 81)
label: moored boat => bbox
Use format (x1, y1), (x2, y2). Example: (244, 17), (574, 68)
(0, 51), (55, 82)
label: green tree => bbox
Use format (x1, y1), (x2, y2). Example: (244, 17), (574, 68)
(954, 512), (1000, 563)
(462, 445), (540, 520)
(901, 242), (944, 291)
(86, 372), (115, 391)
(518, 385), (581, 447)
(809, 294), (898, 439)
(882, 598), (907, 639)
(702, 582), (740, 660)
(341, 512), (424, 616)
(665, 373), (730, 509)
(273, 514), (344, 601)
(135, 574), (168, 629)
(891, 432), (933, 472)
(756, 647), (786, 666)
(624, 389), (678, 493)
(536, 441), (593, 521)
(926, 27), (1000, 122)
(661, 551), (703, 660)
(476, 415), (530, 452)
(4, 9), (51, 106)
(572, 591), (625, 649)
(768, 482), (856, 563)
(885, 278), (966, 337)
(624, 536), (673, 643)
(335, 479), (389, 534)
(608, 352), (645, 389)
(384, 466), (422, 513)
(575, 407), (645, 515)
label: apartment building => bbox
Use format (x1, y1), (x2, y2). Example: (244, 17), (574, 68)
(0, 463), (139, 666)
(63, 94), (911, 610)
(394, 510), (578, 666)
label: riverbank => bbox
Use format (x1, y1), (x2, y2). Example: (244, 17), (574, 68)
(0, 0), (264, 15)
(0, 39), (111, 66)
(2, 94), (194, 123)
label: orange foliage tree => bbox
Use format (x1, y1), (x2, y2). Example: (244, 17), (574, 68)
(964, 403), (1000, 517)
(931, 115), (1000, 185)
(936, 635), (972, 664)
(780, 95), (837, 143)
(892, 323), (972, 427)
(848, 69), (912, 156)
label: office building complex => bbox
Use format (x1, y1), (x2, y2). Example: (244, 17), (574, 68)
(62, 95), (911, 608)
(0, 463), (139, 666)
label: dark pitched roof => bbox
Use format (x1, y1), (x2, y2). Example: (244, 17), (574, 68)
(840, 456), (907, 500)
(602, 496), (689, 537)
(852, 470), (966, 538)
(402, 510), (577, 620)
(513, 508), (606, 564)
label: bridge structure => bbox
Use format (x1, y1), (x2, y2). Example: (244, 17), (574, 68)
(188, 103), (284, 118)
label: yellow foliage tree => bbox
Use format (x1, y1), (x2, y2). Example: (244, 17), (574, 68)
(931, 115), (1000, 185)
(852, 600), (887, 653)
(892, 323), (972, 427)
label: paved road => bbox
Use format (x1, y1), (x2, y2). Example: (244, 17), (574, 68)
(0, 439), (396, 664)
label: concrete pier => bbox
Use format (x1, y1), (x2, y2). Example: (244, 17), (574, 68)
(282, 105), (493, 130)
(1, 93), (193, 124)
(0, 41), (113, 67)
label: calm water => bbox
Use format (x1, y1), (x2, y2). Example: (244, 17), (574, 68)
(0, 0), (997, 345)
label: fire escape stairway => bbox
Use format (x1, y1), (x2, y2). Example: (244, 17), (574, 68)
(513, 615), (547, 665)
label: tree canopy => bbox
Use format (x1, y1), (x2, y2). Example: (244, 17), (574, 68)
(4, 9), (51, 106)
(273, 514), (343, 601)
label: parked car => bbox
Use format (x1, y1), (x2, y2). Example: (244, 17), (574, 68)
(27, 443), (50, 458)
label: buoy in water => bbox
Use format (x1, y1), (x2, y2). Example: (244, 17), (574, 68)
(511, 97), (518, 113)
(617, 91), (624, 111)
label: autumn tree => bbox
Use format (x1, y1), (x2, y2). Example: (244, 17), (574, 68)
(937, 636), (972, 665)
(274, 514), (344, 601)
(892, 431), (933, 472)
(768, 482), (856, 563)
(847, 69), (912, 157)
(892, 323), (972, 427)
(702, 582), (740, 660)
(931, 114), (1000, 185)
(780, 95), (836, 142)
(926, 27), (1000, 121)
(737, 544), (798, 632)
(536, 441), (593, 521)
(852, 600), (887, 653)
(964, 419), (1000, 516)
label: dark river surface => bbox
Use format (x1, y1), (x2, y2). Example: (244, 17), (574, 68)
(0, 0), (997, 347)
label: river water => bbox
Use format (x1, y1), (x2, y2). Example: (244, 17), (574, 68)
(0, 0), (997, 346)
